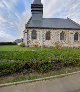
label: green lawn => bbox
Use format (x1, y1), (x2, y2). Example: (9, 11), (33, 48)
(0, 45), (33, 51)
(0, 45), (54, 51)
(0, 45), (80, 52)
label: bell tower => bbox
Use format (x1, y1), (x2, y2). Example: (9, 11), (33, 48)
(31, 0), (43, 20)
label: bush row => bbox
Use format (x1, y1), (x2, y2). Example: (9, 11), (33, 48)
(0, 42), (17, 45)
(0, 48), (80, 76)
(0, 60), (62, 76)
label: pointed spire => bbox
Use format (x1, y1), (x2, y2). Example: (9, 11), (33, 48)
(33, 0), (41, 4)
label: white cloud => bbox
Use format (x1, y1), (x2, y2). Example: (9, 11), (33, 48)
(43, 0), (59, 18)
(0, 1), (5, 8)
(0, 16), (6, 22)
(1, 0), (19, 10)
(0, 31), (17, 42)
(17, 10), (31, 37)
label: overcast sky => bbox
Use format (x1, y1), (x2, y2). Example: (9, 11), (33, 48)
(0, 0), (80, 42)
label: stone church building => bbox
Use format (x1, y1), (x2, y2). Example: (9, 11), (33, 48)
(23, 0), (80, 48)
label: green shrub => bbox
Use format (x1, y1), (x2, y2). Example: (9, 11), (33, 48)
(0, 42), (17, 45)
(0, 48), (80, 76)
(20, 43), (25, 47)
(54, 42), (63, 49)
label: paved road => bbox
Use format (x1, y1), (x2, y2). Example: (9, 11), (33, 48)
(0, 73), (80, 92)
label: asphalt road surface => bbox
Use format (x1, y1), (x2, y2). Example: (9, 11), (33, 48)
(0, 73), (80, 92)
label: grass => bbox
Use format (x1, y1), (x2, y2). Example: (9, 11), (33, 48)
(74, 88), (80, 92)
(0, 67), (80, 84)
(0, 45), (49, 51)
(0, 45), (31, 51)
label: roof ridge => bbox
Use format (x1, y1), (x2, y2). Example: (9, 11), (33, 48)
(67, 18), (80, 28)
(43, 18), (65, 19)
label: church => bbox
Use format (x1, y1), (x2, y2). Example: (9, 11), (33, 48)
(23, 0), (80, 48)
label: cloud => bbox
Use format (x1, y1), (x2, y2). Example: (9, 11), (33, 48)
(43, 0), (80, 19)
(17, 10), (31, 37)
(42, 0), (60, 18)
(0, 0), (21, 42)
(0, 1), (5, 8)
(1, 0), (19, 10)
(0, 16), (6, 22)
(0, 31), (17, 42)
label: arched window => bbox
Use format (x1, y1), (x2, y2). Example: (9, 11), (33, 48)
(74, 32), (78, 41)
(31, 30), (37, 39)
(60, 31), (65, 40)
(46, 31), (51, 40)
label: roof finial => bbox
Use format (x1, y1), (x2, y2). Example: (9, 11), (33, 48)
(33, 0), (41, 4)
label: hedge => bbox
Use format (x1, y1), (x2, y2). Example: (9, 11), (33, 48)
(0, 42), (17, 45)
(0, 48), (80, 76)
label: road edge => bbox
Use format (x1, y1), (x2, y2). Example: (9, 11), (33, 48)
(0, 71), (80, 88)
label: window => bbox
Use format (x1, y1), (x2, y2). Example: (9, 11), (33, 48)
(60, 31), (65, 40)
(74, 32), (78, 41)
(31, 30), (37, 39)
(46, 31), (51, 40)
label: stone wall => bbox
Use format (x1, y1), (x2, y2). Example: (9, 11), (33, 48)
(23, 28), (80, 48)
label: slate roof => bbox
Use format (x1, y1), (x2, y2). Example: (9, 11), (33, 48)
(26, 17), (80, 30)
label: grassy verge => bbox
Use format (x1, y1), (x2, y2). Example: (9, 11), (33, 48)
(0, 67), (80, 84)
(75, 90), (80, 92)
